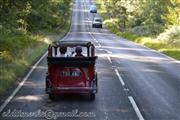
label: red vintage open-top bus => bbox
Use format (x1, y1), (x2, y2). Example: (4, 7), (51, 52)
(46, 41), (98, 100)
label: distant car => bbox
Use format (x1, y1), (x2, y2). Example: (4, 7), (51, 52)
(92, 17), (102, 28)
(89, 5), (97, 13)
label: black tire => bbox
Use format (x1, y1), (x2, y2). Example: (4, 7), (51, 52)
(95, 72), (98, 92)
(89, 93), (95, 100)
(95, 72), (98, 86)
(49, 94), (58, 101)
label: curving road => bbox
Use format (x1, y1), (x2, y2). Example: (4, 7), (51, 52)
(0, 0), (179, 120)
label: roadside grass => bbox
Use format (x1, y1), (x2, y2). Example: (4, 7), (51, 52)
(0, 7), (72, 96)
(96, 0), (180, 60)
(0, 33), (66, 96)
(159, 49), (180, 60)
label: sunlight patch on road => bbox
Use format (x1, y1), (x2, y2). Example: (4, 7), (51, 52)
(15, 95), (42, 102)
(69, 31), (90, 34)
(96, 46), (154, 52)
(103, 108), (129, 113)
(97, 53), (174, 64)
(35, 65), (47, 70)
(140, 68), (162, 73)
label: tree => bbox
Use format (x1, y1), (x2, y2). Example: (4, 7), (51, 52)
(105, 0), (140, 31)
(163, 0), (180, 26)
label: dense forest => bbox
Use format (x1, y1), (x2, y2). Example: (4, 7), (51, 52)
(0, 0), (72, 95)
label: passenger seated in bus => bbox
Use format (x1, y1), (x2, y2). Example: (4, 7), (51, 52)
(75, 46), (84, 57)
(57, 46), (67, 57)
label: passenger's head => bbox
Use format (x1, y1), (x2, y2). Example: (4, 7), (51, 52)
(75, 46), (82, 54)
(59, 46), (67, 54)
(75, 46), (83, 56)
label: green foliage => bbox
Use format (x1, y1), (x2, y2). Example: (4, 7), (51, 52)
(138, 0), (170, 33)
(105, 21), (119, 33)
(157, 26), (180, 47)
(131, 26), (151, 36)
(0, 0), (72, 60)
(163, 0), (180, 26)
(160, 49), (180, 60)
(0, 0), (72, 95)
(105, 0), (140, 30)
(0, 0), (72, 32)
(144, 42), (168, 50)
(98, 0), (179, 35)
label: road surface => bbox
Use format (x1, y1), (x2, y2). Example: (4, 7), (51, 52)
(0, 0), (179, 120)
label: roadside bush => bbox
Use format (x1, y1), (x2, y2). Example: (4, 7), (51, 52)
(160, 49), (180, 60)
(0, 27), (33, 61)
(157, 26), (180, 47)
(132, 24), (164, 36)
(105, 20), (119, 33)
(144, 42), (168, 50)
(132, 25), (151, 36)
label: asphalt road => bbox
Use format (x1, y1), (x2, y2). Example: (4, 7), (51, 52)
(0, 0), (180, 120)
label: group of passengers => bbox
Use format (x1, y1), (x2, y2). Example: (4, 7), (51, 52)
(57, 46), (84, 57)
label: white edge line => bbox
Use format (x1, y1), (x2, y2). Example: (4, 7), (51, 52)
(107, 56), (112, 64)
(89, 32), (101, 47)
(114, 68), (125, 86)
(0, 52), (47, 113)
(104, 49), (112, 54)
(97, 48), (112, 63)
(128, 96), (145, 120)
